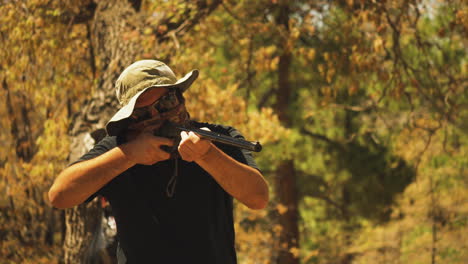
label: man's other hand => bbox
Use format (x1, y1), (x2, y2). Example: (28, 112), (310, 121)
(178, 127), (212, 162)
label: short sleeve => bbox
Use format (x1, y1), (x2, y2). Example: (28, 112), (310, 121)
(70, 136), (118, 202)
(224, 126), (260, 172)
(71, 136), (118, 165)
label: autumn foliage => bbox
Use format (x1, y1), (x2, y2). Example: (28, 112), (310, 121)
(1, 0), (467, 263)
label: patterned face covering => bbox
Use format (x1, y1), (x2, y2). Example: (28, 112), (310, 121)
(127, 90), (190, 133)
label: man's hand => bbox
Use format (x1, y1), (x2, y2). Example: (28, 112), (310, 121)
(178, 127), (212, 162)
(120, 132), (174, 165)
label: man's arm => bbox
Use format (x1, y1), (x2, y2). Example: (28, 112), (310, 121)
(178, 130), (269, 210)
(48, 134), (173, 209)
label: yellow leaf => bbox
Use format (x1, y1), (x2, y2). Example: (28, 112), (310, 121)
(289, 247), (300, 258)
(276, 203), (288, 214)
(307, 48), (316, 60)
(373, 36), (383, 52)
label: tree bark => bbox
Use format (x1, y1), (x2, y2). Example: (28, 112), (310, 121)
(2, 78), (36, 162)
(275, 159), (299, 264)
(64, 0), (143, 262)
(274, 2), (300, 263)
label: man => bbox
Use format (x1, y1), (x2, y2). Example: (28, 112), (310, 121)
(49, 60), (269, 263)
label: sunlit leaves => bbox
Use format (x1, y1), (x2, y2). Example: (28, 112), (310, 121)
(0, 1), (93, 262)
(1, 0), (466, 263)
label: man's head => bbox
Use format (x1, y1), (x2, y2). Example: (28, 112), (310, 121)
(106, 60), (198, 136)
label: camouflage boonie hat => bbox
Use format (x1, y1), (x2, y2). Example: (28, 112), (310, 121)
(106, 60), (198, 136)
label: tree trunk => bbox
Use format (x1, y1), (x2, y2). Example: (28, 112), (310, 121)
(274, 2), (299, 263)
(275, 159), (299, 264)
(64, 0), (143, 262)
(2, 78), (36, 162)
(64, 200), (104, 264)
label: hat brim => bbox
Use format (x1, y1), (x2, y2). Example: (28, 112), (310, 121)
(106, 69), (198, 136)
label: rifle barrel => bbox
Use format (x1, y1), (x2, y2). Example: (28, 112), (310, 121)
(177, 126), (262, 152)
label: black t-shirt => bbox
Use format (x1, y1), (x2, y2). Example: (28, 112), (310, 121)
(74, 122), (259, 264)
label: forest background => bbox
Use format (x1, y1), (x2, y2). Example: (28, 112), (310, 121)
(0, 0), (467, 263)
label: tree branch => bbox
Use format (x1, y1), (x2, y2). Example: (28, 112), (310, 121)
(301, 126), (345, 151)
(298, 172), (349, 219)
(257, 87), (277, 109)
(157, 0), (223, 41)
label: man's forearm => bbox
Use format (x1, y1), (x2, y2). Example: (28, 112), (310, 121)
(196, 144), (269, 209)
(49, 146), (135, 209)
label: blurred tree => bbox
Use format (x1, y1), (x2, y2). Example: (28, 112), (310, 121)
(271, 2), (300, 263)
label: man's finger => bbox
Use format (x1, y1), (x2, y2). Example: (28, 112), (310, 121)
(188, 131), (201, 144)
(179, 135), (196, 152)
(192, 127), (212, 142)
(178, 142), (195, 162)
(158, 151), (171, 161)
(180, 131), (189, 141)
(155, 137), (174, 146)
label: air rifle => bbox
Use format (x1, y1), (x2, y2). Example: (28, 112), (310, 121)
(157, 122), (262, 153)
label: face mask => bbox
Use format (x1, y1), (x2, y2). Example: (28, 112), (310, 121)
(126, 90), (190, 133)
